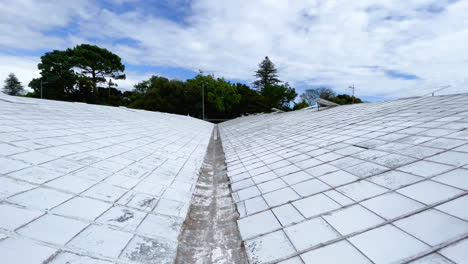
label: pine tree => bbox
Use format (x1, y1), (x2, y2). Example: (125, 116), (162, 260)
(253, 56), (281, 91)
(2, 73), (24, 95)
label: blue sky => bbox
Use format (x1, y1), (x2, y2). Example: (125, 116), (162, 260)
(1, 0), (467, 101)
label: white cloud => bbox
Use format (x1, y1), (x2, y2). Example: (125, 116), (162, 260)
(1, 0), (468, 99)
(0, 55), (40, 91)
(114, 70), (153, 91)
(0, 0), (93, 50)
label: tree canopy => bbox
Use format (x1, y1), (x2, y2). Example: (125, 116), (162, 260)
(299, 87), (362, 105)
(300, 87), (336, 105)
(130, 73), (257, 120)
(24, 45), (364, 121)
(189, 74), (241, 113)
(261, 82), (297, 110)
(29, 44), (125, 103)
(253, 56), (281, 91)
(329, 94), (363, 104)
(252, 56), (297, 111)
(29, 50), (76, 100)
(2, 73), (24, 95)
(70, 44), (125, 93)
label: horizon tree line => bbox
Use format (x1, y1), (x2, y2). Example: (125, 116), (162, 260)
(2, 45), (362, 120)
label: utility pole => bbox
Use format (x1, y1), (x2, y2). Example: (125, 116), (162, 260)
(108, 79), (113, 97)
(202, 82), (205, 120)
(349, 84), (355, 104)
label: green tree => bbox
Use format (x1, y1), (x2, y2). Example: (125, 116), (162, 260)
(300, 88), (363, 105)
(231, 83), (269, 116)
(130, 76), (201, 117)
(253, 56), (281, 91)
(130, 76), (168, 112)
(293, 100), (309, 110)
(29, 50), (77, 100)
(196, 75), (241, 113)
(252, 56), (297, 111)
(2, 73), (24, 95)
(329, 94), (363, 105)
(261, 82), (297, 110)
(187, 73), (242, 118)
(97, 86), (124, 106)
(70, 44), (125, 94)
(29, 44), (126, 104)
(130, 74), (247, 120)
(300, 87), (336, 105)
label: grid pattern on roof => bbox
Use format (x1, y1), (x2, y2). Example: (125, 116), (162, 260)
(0, 94), (213, 264)
(220, 94), (468, 264)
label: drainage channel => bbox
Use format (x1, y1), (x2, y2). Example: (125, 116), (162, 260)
(175, 125), (248, 264)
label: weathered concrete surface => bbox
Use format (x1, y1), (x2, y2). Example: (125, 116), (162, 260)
(176, 126), (247, 264)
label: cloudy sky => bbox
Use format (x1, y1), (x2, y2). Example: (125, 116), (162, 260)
(1, 0), (467, 101)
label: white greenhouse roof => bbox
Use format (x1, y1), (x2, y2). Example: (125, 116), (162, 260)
(0, 93), (213, 264)
(1, 92), (468, 264)
(220, 94), (468, 264)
